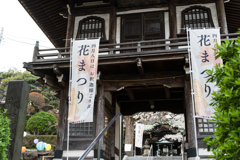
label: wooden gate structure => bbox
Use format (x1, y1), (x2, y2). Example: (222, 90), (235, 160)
(19, 0), (240, 159)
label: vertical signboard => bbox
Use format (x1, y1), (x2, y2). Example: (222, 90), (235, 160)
(190, 29), (222, 119)
(68, 39), (100, 123)
(135, 123), (144, 148)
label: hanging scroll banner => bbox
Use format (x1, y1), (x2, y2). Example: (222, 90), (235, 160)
(135, 123), (144, 148)
(68, 39), (100, 123)
(189, 29), (222, 119)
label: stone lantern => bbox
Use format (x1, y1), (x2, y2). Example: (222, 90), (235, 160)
(142, 140), (151, 156)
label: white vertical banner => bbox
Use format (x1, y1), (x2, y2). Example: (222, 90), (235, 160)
(135, 123), (144, 148)
(68, 39), (100, 123)
(190, 29), (222, 119)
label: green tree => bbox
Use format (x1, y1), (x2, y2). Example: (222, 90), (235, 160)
(203, 38), (240, 159)
(0, 68), (59, 110)
(26, 111), (57, 135)
(0, 109), (11, 160)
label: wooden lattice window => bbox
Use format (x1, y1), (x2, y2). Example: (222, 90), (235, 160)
(76, 16), (106, 40)
(121, 12), (164, 42)
(69, 122), (93, 136)
(181, 6), (214, 33)
(197, 118), (215, 135)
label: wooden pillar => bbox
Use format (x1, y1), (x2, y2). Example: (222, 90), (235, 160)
(56, 81), (69, 152)
(65, 11), (75, 50)
(124, 116), (134, 156)
(184, 80), (197, 158)
(169, 0), (177, 39)
(96, 85), (105, 149)
(109, 4), (117, 54)
(110, 93), (116, 159)
(109, 5), (117, 44)
(216, 0), (228, 34)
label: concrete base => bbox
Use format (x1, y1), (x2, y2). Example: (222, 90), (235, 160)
(125, 151), (134, 156)
(188, 157), (201, 160)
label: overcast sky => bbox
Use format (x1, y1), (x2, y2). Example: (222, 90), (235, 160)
(0, 1), (54, 72)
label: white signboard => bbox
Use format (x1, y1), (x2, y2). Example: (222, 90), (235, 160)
(68, 39), (100, 123)
(135, 123), (144, 148)
(124, 144), (132, 151)
(190, 29), (222, 119)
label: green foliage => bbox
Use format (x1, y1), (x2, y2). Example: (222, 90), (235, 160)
(22, 135), (56, 149)
(0, 68), (60, 111)
(0, 109), (11, 160)
(24, 77), (38, 84)
(203, 37), (240, 159)
(41, 105), (54, 111)
(26, 111), (57, 135)
(44, 96), (50, 103)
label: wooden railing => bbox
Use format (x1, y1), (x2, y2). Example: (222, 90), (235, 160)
(32, 33), (240, 62)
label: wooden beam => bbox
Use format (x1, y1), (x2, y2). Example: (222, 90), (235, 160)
(125, 89), (135, 101)
(56, 74), (66, 88)
(37, 78), (44, 85)
(44, 74), (61, 92)
(53, 64), (66, 88)
(98, 52), (186, 65)
(104, 81), (184, 92)
(136, 58), (145, 76)
(28, 52), (186, 70)
(74, 6), (111, 16)
(118, 98), (183, 103)
(102, 71), (184, 81)
(53, 64), (63, 77)
(104, 82), (184, 92)
(121, 100), (184, 115)
(164, 87), (171, 99)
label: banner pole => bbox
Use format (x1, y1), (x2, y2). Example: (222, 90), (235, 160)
(187, 28), (200, 159)
(67, 38), (74, 160)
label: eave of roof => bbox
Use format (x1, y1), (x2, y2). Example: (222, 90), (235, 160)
(225, 0), (240, 33)
(18, 0), (67, 48)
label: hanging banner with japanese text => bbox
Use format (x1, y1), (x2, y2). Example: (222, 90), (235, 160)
(190, 29), (222, 119)
(135, 123), (144, 148)
(68, 39), (100, 123)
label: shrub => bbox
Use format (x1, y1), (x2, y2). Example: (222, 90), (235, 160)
(203, 38), (240, 159)
(41, 105), (54, 111)
(24, 77), (37, 84)
(22, 135), (56, 149)
(44, 96), (50, 103)
(26, 111), (57, 135)
(0, 109), (11, 160)
(29, 92), (45, 106)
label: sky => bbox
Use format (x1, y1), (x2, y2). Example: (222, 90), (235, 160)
(0, 1), (54, 72)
